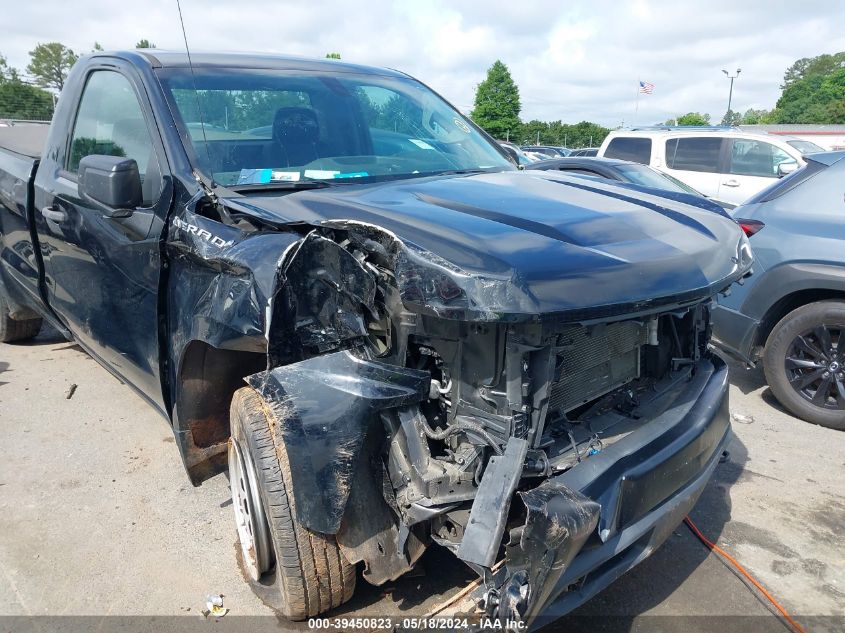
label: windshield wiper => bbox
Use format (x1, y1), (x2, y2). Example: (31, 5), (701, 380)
(229, 181), (336, 194)
(432, 168), (494, 176)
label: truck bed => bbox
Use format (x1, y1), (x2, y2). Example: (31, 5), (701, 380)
(0, 122), (50, 159)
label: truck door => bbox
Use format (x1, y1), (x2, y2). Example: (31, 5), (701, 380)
(32, 66), (171, 411)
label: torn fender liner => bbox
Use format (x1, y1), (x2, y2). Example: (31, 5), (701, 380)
(246, 351), (429, 534)
(500, 482), (600, 623)
(268, 232), (377, 366)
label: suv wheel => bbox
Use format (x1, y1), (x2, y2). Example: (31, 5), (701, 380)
(228, 387), (356, 619)
(763, 301), (845, 430)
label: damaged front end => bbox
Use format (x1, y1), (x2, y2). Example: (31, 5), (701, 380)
(234, 211), (749, 627)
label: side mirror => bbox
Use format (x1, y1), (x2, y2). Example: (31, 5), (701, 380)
(776, 160), (798, 177)
(78, 155), (142, 217)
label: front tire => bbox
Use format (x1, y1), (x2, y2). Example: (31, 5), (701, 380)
(763, 301), (845, 430)
(0, 288), (42, 343)
(228, 387), (356, 619)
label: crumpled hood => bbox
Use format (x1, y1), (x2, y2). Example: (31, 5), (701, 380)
(224, 170), (751, 319)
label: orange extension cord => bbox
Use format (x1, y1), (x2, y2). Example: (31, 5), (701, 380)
(683, 516), (807, 633)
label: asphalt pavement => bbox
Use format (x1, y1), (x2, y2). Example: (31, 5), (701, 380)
(0, 326), (842, 633)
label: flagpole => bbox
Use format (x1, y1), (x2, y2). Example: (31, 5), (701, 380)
(634, 79), (640, 126)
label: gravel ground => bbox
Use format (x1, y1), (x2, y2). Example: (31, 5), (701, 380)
(0, 327), (843, 632)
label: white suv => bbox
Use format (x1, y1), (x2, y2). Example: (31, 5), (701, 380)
(597, 128), (817, 205)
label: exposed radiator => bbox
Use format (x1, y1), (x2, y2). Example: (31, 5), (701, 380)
(548, 320), (647, 413)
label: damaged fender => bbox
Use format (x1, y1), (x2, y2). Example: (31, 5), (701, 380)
(246, 350), (430, 534)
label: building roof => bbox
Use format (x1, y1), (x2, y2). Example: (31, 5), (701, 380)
(739, 124), (845, 134)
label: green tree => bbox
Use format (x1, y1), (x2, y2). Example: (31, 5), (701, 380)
(721, 109), (742, 126)
(92, 42), (104, 52)
(325, 52), (341, 59)
(739, 108), (773, 125)
(0, 54), (19, 83)
(825, 97), (845, 123)
(27, 43), (77, 91)
(773, 55), (845, 123)
(562, 121), (610, 147)
(520, 119), (549, 144)
(0, 80), (54, 120)
(782, 52), (845, 88)
(136, 39), (156, 49)
(675, 112), (711, 126)
(470, 60), (521, 139)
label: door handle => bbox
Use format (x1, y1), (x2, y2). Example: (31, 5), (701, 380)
(41, 206), (67, 222)
(722, 179), (740, 187)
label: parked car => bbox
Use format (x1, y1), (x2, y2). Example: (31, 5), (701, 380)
(498, 140), (536, 166)
(524, 150), (555, 161)
(569, 147), (598, 157)
(527, 156), (735, 209)
(0, 50), (752, 627)
(521, 145), (571, 157)
(712, 151), (845, 430)
(597, 126), (817, 205)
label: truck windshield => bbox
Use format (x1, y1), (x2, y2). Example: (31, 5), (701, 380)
(157, 67), (513, 187)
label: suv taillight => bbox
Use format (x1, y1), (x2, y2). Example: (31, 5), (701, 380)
(736, 218), (764, 237)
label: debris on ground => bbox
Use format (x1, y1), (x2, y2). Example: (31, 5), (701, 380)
(731, 412), (754, 424)
(203, 594), (228, 618)
(65, 383), (77, 400)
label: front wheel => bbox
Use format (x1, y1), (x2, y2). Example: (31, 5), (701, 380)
(0, 287), (42, 343)
(763, 301), (845, 430)
(228, 387), (356, 619)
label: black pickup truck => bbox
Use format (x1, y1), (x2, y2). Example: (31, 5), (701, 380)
(0, 51), (753, 627)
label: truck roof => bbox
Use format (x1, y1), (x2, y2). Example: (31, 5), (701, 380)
(99, 50), (407, 78)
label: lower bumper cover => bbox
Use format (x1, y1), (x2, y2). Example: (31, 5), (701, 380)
(502, 355), (731, 629)
(711, 303), (760, 363)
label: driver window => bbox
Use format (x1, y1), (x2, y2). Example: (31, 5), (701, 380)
(730, 139), (792, 178)
(68, 70), (163, 207)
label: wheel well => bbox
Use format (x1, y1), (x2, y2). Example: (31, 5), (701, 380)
(757, 289), (845, 348)
(175, 340), (265, 484)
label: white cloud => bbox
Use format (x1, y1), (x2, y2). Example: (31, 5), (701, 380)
(3, 0), (844, 126)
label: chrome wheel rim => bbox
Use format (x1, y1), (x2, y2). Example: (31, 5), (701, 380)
(785, 323), (845, 410)
(229, 438), (274, 581)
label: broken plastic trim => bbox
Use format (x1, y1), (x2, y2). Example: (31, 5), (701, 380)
(491, 482), (600, 625)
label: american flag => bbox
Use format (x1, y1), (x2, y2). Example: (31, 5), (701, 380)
(639, 81), (655, 94)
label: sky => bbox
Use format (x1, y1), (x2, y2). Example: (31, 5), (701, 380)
(4, 0), (845, 128)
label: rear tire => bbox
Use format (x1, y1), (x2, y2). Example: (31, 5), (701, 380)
(228, 387), (356, 620)
(763, 301), (845, 430)
(0, 288), (42, 343)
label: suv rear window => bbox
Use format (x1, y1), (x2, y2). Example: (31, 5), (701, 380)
(604, 137), (651, 164)
(665, 137), (722, 172)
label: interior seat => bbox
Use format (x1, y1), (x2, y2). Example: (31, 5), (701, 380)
(264, 107), (321, 168)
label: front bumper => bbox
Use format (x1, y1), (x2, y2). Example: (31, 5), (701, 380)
(510, 355), (732, 629)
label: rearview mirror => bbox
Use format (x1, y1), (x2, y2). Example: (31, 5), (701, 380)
(78, 155), (142, 217)
(776, 160), (798, 177)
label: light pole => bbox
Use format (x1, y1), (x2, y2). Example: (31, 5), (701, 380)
(722, 68), (741, 121)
